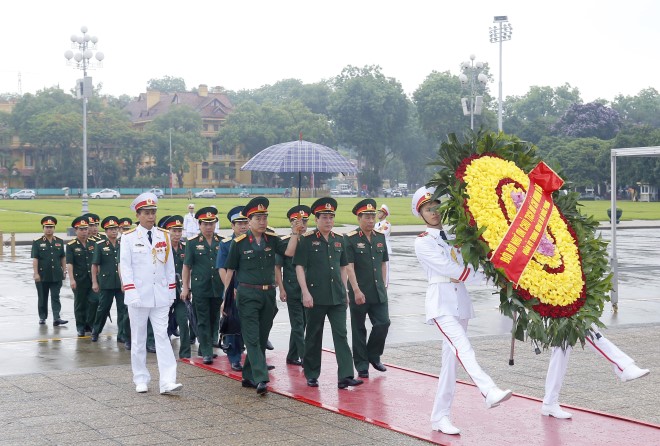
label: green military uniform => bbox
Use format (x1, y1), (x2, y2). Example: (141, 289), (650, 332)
(184, 209), (223, 360)
(66, 217), (97, 334)
(293, 228), (354, 381)
(275, 236), (306, 364)
(31, 217), (66, 324)
(164, 215), (191, 359)
(345, 227), (391, 372)
(225, 229), (287, 384)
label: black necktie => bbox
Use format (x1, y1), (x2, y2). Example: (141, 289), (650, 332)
(147, 230), (152, 245)
(439, 230), (448, 241)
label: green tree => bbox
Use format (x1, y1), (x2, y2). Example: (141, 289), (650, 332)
(542, 136), (612, 190)
(147, 76), (187, 93)
(329, 65), (408, 193)
(612, 88), (660, 128)
(228, 79), (332, 115)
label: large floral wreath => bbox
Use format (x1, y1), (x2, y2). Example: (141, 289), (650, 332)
(428, 131), (612, 349)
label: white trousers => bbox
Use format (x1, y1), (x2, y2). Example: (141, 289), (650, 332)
(128, 305), (177, 392)
(431, 315), (497, 421)
(543, 331), (635, 405)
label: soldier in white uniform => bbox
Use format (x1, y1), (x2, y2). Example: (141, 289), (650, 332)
(120, 192), (183, 395)
(183, 203), (199, 240)
(542, 328), (650, 418)
(375, 204), (392, 286)
(412, 186), (512, 435)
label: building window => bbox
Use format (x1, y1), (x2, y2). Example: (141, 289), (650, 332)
(203, 124), (209, 132)
(213, 124), (219, 132)
(201, 162), (209, 180)
(212, 142), (222, 157)
(25, 152), (34, 167)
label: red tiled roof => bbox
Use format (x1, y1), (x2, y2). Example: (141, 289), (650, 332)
(123, 90), (234, 123)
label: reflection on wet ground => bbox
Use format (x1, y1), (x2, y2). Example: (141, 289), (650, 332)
(1, 230), (659, 376)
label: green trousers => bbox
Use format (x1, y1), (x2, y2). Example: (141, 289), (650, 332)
(237, 288), (276, 384)
(36, 280), (62, 320)
(193, 296), (221, 357)
(285, 290), (306, 362)
(303, 303), (354, 381)
(171, 298), (191, 358)
(349, 301), (391, 372)
(92, 288), (129, 340)
(73, 276), (95, 331)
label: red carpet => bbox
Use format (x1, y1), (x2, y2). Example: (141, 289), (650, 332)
(182, 350), (660, 445)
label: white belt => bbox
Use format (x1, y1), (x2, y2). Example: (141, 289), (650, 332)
(429, 275), (451, 284)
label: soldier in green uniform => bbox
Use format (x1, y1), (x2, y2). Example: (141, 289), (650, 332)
(84, 213), (106, 242)
(345, 198), (391, 378)
(66, 216), (96, 336)
(293, 197), (363, 389)
(224, 197), (302, 395)
(31, 216), (68, 326)
(118, 217), (133, 234)
(162, 215), (191, 359)
(275, 205), (311, 367)
(91, 216), (129, 346)
(181, 207), (223, 365)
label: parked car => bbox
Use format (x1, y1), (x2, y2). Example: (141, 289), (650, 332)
(238, 189), (250, 198)
(10, 189), (36, 199)
(148, 188), (165, 198)
(330, 189), (340, 196)
(90, 188), (121, 199)
(194, 188), (217, 198)
(391, 188), (403, 197)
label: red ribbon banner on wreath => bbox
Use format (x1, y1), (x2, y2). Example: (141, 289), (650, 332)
(490, 162), (564, 285)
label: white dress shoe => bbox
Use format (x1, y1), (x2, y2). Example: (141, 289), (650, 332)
(432, 416), (461, 435)
(620, 364), (650, 383)
(541, 403), (572, 419)
(135, 383), (148, 393)
(160, 382), (183, 395)
(485, 387), (513, 408)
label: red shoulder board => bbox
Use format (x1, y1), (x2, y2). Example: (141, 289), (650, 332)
(418, 232), (428, 237)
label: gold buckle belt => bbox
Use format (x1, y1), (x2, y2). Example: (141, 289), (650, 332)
(239, 282), (276, 291)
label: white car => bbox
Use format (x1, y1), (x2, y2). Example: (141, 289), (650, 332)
(90, 188), (121, 199)
(10, 189), (36, 199)
(148, 188), (165, 198)
(194, 188), (217, 198)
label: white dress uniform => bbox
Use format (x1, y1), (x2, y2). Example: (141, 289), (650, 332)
(183, 212), (199, 240)
(120, 194), (179, 393)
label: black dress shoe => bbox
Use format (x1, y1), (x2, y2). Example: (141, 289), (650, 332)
(91, 332), (99, 342)
(84, 325), (92, 333)
(241, 379), (257, 388)
(146, 345), (157, 353)
(256, 382), (268, 395)
(190, 337), (197, 345)
(124, 341), (131, 350)
(358, 370), (369, 379)
(203, 356), (213, 365)
(231, 362), (243, 371)
(77, 329), (85, 337)
(306, 378), (319, 387)
(116, 336), (125, 343)
(213, 353), (218, 358)
(370, 361), (387, 372)
(53, 319), (68, 326)
(173, 329), (180, 337)
(266, 340), (274, 350)
(286, 358), (303, 366)
(267, 364), (275, 370)
(338, 377), (364, 389)
(39, 319), (46, 325)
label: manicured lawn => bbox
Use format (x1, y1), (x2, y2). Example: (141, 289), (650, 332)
(0, 196), (658, 233)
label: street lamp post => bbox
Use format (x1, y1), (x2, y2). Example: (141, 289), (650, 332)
(489, 16), (513, 132)
(458, 55), (488, 130)
(169, 128), (173, 198)
(64, 26), (104, 214)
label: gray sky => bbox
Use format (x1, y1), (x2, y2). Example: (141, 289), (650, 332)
(1, 0), (658, 103)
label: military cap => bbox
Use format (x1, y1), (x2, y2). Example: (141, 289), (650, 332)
(244, 196), (269, 218)
(101, 216), (120, 229)
(164, 215), (184, 229)
(195, 206), (219, 222)
(71, 216), (90, 228)
(287, 205), (312, 220)
(83, 213), (100, 225)
(118, 217), (133, 229)
(157, 215), (172, 229)
(411, 186), (437, 217)
(311, 197), (338, 216)
(379, 203), (390, 216)
(352, 198), (377, 216)
(227, 206), (247, 223)
(41, 216), (57, 227)
(131, 192), (158, 212)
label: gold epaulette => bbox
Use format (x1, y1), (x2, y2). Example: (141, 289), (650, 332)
(346, 230), (358, 237)
(373, 228), (383, 235)
(303, 230), (315, 237)
(96, 239), (106, 244)
(418, 231), (428, 237)
(234, 233), (247, 242)
(265, 231), (278, 237)
(123, 227), (137, 234)
(221, 236), (232, 243)
(34, 236), (44, 241)
(213, 234), (220, 241)
(67, 239), (77, 245)
(280, 234), (291, 241)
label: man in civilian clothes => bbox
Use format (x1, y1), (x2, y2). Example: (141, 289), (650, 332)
(119, 192), (182, 395)
(66, 216), (96, 336)
(31, 216), (68, 326)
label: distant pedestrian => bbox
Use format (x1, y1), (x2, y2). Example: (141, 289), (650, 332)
(31, 216), (68, 327)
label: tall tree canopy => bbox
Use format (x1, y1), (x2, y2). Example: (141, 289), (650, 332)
(146, 76), (187, 93)
(552, 102), (621, 140)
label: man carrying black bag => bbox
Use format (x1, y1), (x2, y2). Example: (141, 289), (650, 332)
(219, 271), (242, 371)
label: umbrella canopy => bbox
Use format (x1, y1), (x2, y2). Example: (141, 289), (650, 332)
(240, 140), (357, 174)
